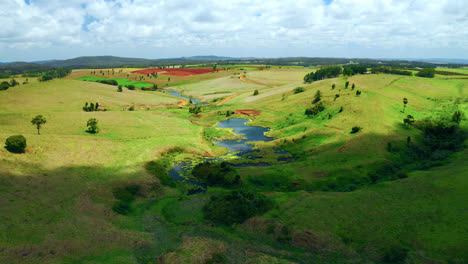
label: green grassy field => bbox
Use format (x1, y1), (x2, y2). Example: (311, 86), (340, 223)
(1, 68), (467, 263)
(77, 76), (153, 89)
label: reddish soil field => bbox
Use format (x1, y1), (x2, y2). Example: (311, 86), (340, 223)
(131, 68), (222, 77)
(234, 109), (261, 117)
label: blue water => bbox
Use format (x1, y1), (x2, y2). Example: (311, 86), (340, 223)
(168, 162), (207, 194)
(164, 90), (206, 105)
(213, 118), (275, 156)
(168, 118), (291, 194)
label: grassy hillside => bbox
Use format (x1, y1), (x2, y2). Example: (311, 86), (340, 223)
(0, 68), (466, 263)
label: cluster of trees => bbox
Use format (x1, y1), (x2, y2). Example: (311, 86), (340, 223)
(82, 102), (99, 112)
(203, 190), (275, 225)
(293, 87), (305, 94)
(0, 79), (19, 90)
(370, 67), (412, 76)
(343, 65), (367, 76)
(189, 105), (202, 114)
(305, 102), (325, 117)
(96, 79), (118, 85)
(304, 66), (342, 83)
(191, 162), (240, 187)
(416, 68), (435, 78)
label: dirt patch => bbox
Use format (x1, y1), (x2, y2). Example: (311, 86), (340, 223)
(216, 93), (240, 106)
(234, 109), (261, 117)
(177, 100), (186, 108)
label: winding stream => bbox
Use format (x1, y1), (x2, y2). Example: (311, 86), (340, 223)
(168, 116), (290, 193)
(164, 90), (207, 105)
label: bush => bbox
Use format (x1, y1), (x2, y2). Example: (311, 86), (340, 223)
(351, 126), (361, 134)
(126, 85), (135, 90)
(191, 162), (240, 187)
(253, 89), (259, 96)
(86, 118), (99, 133)
(305, 102), (325, 117)
(128, 106), (135, 111)
(416, 68), (435, 78)
(117, 85), (123, 92)
(293, 87), (305, 94)
(5, 135), (26, 153)
(189, 105), (202, 114)
(97, 79), (118, 86)
(204, 190), (275, 225)
(0, 81), (10, 91)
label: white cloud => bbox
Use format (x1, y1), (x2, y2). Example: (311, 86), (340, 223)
(0, 0), (466, 60)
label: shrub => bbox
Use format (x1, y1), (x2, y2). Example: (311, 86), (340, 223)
(191, 162), (240, 187)
(117, 85), (123, 92)
(126, 85), (135, 90)
(293, 87), (305, 94)
(351, 126), (361, 134)
(305, 102), (325, 117)
(112, 201), (132, 215)
(86, 118), (99, 133)
(338, 106), (343, 113)
(204, 190), (274, 225)
(253, 89), (259, 96)
(189, 105), (202, 114)
(0, 81), (10, 91)
(128, 106), (135, 111)
(416, 68), (435, 78)
(5, 135), (26, 153)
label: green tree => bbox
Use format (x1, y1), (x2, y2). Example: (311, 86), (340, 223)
(253, 89), (259, 96)
(351, 126), (361, 134)
(117, 85), (123, 92)
(0, 81), (10, 91)
(294, 87), (305, 94)
(452, 111), (462, 124)
(331, 84), (336, 90)
(351, 83), (355, 90)
(95, 102), (99, 111)
(402, 98), (408, 112)
(403, 115), (414, 126)
(31, 115), (47, 135)
(334, 94), (340, 101)
(356, 90), (361, 96)
(313, 90), (321, 103)
(416, 68), (435, 78)
(189, 105), (202, 115)
(345, 81), (349, 89)
(5, 135), (26, 153)
(86, 118), (99, 133)
(10, 78), (19, 87)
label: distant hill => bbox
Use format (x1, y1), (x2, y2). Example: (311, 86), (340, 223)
(1, 55), (467, 70)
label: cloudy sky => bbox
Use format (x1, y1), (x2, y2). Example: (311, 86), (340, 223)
(0, 0), (467, 61)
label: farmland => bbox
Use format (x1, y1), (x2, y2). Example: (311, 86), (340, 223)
(1, 65), (467, 264)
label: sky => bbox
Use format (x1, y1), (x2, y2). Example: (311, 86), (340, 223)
(0, 0), (467, 62)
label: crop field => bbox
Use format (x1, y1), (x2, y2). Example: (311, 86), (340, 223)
(1, 65), (467, 264)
